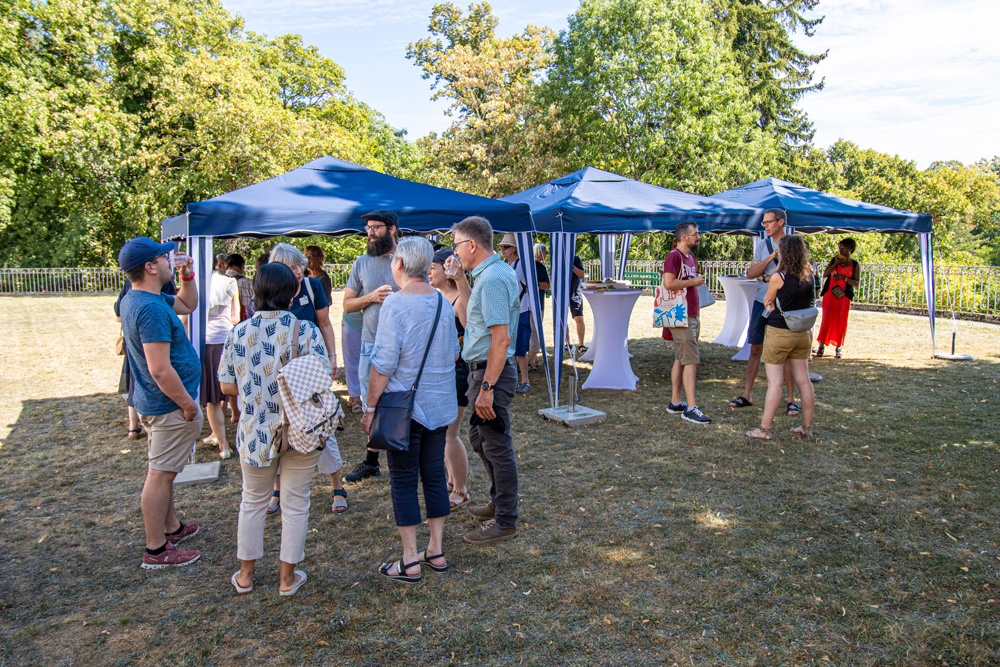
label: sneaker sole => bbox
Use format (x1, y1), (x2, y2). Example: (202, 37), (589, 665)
(681, 415), (711, 425)
(463, 531), (518, 545)
(344, 472), (381, 483)
(141, 552), (201, 569)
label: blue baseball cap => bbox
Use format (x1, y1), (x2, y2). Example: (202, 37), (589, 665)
(118, 237), (176, 272)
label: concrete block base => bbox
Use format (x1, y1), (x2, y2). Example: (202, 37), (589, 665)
(175, 461), (221, 488)
(539, 405), (607, 427)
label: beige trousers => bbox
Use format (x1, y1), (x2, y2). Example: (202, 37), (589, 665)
(237, 448), (320, 564)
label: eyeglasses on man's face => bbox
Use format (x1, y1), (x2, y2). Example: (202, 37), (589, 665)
(365, 223), (386, 233)
(762, 217), (780, 225)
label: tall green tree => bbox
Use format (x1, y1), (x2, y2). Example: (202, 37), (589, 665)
(0, 0), (415, 266)
(407, 2), (568, 197)
(544, 0), (779, 197)
(711, 0), (826, 146)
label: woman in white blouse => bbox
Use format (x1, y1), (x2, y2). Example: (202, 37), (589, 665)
(361, 237), (459, 584)
(219, 263), (330, 597)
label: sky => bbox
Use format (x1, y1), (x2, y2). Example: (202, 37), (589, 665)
(220, 0), (1000, 169)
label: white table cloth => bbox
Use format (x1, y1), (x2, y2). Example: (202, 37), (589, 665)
(579, 289), (642, 391)
(712, 276), (759, 361)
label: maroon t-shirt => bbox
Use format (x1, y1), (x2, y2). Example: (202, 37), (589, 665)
(662, 249), (700, 319)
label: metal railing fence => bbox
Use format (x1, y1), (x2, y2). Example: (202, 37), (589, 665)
(2, 262), (998, 317)
(0, 265), (355, 295)
(583, 260), (1000, 317)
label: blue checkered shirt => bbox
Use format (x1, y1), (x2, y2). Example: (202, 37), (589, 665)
(462, 253), (519, 363)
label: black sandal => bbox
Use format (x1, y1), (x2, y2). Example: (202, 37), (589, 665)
(786, 402), (801, 416)
(729, 396), (753, 408)
(378, 559), (422, 584)
(127, 428), (142, 440)
(417, 550), (448, 572)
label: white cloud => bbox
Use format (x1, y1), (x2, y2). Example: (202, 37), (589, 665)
(798, 0), (1000, 166)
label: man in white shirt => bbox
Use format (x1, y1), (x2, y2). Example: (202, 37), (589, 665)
(729, 208), (799, 413)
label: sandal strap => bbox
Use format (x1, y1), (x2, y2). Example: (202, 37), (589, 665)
(421, 551), (445, 562)
(271, 490), (280, 498)
(333, 489), (347, 498)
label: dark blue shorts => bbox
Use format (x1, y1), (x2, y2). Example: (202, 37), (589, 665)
(748, 300), (768, 346)
(515, 311), (531, 357)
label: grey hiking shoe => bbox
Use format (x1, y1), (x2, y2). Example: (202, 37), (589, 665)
(463, 519), (517, 545)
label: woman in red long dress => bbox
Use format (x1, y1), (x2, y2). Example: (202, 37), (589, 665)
(816, 238), (860, 358)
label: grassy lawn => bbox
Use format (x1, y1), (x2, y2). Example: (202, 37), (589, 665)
(1, 294), (998, 666)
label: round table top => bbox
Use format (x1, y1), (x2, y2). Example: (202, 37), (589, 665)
(581, 288), (643, 295)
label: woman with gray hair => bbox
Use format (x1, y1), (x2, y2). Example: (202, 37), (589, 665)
(267, 243), (348, 514)
(361, 236), (459, 583)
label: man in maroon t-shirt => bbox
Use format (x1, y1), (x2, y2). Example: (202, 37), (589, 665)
(661, 222), (711, 424)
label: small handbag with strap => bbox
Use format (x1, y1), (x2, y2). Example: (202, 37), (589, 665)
(368, 293), (443, 452)
(776, 296), (819, 332)
(115, 326), (126, 356)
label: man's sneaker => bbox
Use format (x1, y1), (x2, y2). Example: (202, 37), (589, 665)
(515, 383), (531, 394)
(463, 519), (517, 545)
(666, 401), (688, 414)
(682, 406), (712, 425)
(344, 461), (380, 483)
(467, 502), (495, 522)
(141, 542), (201, 570)
(164, 521), (199, 546)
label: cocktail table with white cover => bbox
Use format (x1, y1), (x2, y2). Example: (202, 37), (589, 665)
(579, 289), (642, 390)
(712, 276), (759, 361)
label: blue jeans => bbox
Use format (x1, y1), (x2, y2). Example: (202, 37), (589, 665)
(386, 421), (449, 527)
(358, 340), (374, 408)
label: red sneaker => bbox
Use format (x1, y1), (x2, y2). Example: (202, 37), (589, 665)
(164, 522), (199, 545)
(141, 542), (201, 569)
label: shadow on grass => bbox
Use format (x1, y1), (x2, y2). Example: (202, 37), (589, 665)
(1, 336), (999, 666)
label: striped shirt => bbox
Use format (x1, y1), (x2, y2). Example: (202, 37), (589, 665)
(462, 252), (519, 363)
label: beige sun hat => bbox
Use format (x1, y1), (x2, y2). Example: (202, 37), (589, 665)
(498, 233), (517, 248)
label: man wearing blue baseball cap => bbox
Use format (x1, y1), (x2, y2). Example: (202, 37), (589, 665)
(118, 237), (204, 569)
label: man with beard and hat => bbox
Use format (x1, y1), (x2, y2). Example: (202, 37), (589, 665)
(661, 221), (711, 425)
(342, 209), (400, 482)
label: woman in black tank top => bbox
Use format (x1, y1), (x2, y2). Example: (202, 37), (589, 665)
(747, 235), (816, 441)
(429, 249), (471, 509)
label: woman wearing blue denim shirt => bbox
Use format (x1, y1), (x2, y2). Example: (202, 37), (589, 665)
(362, 237), (460, 584)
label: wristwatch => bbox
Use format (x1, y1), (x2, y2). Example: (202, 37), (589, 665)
(481, 380), (494, 391)
(363, 406), (376, 413)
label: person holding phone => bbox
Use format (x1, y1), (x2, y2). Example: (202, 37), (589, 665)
(118, 237), (204, 569)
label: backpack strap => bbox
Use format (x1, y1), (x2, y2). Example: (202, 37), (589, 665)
(302, 277), (316, 309)
(765, 237), (777, 268)
(411, 293), (444, 392)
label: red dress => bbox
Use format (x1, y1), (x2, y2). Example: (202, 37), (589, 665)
(817, 264), (854, 347)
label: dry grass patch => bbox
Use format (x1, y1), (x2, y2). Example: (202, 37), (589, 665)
(0, 294), (998, 666)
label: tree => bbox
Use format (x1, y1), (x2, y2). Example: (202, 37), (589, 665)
(407, 2), (568, 197)
(711, 0), (826, 146)
(0, 0), (417, 266)
(544, 0), (779, 197)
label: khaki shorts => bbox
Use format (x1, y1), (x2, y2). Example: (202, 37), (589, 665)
(140, 406), (204, 473)
(762, 326), (812, 365)
(668, 316), (700, 366)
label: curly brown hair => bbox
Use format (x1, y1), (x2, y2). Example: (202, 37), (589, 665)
(777, 235), (813, 283)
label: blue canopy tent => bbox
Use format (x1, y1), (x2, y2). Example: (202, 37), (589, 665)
(502, 167), (764, 407)
(159, 157), (550, 388)
(710, 178), (942, 355)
